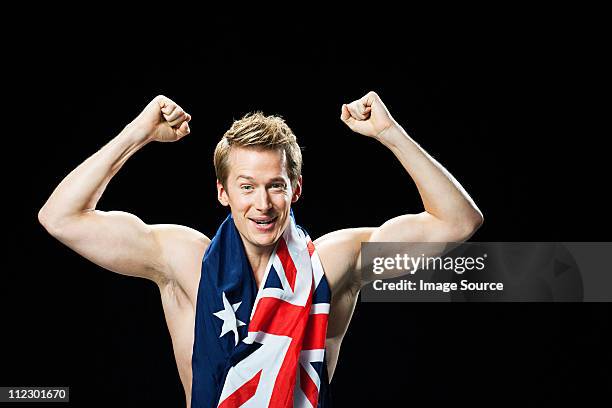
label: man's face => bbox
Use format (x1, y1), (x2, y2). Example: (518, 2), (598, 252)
(217, 146), (302, 251)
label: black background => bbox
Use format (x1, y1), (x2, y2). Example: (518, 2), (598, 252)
(4, 12), (611, 407)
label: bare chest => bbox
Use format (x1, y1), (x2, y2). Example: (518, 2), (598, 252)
(158, 246), (355, 399)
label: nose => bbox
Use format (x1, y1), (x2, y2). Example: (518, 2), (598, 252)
(254, 187), (273, 211)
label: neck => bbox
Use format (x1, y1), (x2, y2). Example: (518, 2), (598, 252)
(242, 239), (276, 287)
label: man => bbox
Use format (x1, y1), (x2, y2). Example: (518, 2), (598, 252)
(38, 92), (483, 407)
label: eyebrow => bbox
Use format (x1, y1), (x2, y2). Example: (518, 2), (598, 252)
(236, 175), (287, 183)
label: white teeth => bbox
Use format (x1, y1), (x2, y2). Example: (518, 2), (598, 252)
(253, 218), (275, 225)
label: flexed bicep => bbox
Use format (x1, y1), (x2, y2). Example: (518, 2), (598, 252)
(360, 211), (470, 283)
(44, 209), (208, 286)
(46, 210), (167, 283)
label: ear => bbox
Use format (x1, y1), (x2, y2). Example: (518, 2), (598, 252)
(216, 179), (230, 206)
(291, 176), (303, 203)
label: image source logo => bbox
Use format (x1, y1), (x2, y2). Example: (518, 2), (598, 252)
(360, 242), (612, 302)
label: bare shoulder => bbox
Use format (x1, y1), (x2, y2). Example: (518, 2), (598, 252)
(314, 227), (375, 295)
(152, 224), (211, 305)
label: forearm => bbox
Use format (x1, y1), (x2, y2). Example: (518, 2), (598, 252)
(39, 125), (148, 228)
(378, 124), (483, 227)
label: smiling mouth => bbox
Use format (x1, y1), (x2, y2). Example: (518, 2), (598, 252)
(249, 216), (278, 226)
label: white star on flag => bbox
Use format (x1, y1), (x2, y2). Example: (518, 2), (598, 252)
(213, 291), (246, 346)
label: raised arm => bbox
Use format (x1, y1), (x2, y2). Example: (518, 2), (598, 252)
(317, 91), (484, 291)
(38, 95), (208, 287)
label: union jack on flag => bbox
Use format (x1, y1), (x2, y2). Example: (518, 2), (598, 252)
(191, 214), (332, 408)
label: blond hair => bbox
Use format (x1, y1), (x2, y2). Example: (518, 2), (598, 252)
(214, 112), (303, 189)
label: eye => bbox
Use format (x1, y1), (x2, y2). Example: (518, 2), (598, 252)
(271, 183), (286, 190)
(240, 185), (254, 191)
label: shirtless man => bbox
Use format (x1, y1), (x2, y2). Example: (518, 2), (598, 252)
(38, 92), (483, 405)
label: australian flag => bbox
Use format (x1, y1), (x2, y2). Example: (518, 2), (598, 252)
(191, 213), (332, 407)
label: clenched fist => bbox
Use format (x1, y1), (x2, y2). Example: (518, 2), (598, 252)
(341, 91), (397, 139)
(127, 95), (192, 143)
